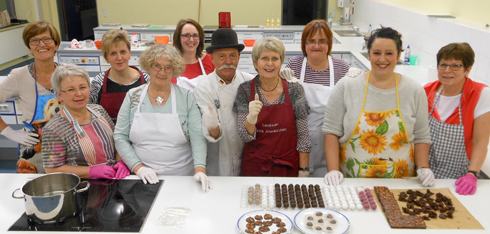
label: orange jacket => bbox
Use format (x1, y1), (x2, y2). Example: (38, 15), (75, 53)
(425, 78), (487, 160)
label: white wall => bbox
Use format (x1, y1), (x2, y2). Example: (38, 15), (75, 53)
(351, 0), (490, 84)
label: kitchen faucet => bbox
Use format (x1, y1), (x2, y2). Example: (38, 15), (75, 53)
(351, 26), (363, 36)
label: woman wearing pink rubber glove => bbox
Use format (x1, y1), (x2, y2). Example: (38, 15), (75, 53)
(41, 64), (130, 179)
(425, 43), (490, 195)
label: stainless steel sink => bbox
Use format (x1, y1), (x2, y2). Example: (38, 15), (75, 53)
(360, 52), (403, 65)
(334, 30), (364, 37)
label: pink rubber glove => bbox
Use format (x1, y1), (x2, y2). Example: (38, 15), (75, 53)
(89, 165), (116, 179)
(113, 161), (130, 179)
(455, 174), (477, 195)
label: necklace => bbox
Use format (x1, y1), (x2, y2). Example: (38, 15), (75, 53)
(147, 91), (165, 105)
(259, 78), (280, 92)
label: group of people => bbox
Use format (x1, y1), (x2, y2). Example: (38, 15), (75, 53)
(0, 19), (487, 196)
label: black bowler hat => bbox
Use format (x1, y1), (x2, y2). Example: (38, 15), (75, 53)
(206, 28), (245, 54)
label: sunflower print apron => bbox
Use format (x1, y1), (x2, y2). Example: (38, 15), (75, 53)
(340, 71), (415, 178)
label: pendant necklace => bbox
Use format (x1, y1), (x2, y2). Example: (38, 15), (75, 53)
(148, 91), (164, 105)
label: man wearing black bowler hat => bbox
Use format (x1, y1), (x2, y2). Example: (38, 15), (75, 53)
(194, 28), (254, 176)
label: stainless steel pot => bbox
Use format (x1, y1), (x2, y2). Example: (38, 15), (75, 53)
(12, 173), (90, 223)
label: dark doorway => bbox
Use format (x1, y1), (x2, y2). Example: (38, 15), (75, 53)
(57, 0), (98, 41)
(282, 0), (328, 25)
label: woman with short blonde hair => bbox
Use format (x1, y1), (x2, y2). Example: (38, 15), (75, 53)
(89, 29), (149, 124)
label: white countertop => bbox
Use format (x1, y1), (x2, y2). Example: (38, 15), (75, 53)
(1, 174), (488, 234)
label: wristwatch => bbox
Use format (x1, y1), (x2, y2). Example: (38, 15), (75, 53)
(299, 167), (310, 171)
(467, 170), (480, 178)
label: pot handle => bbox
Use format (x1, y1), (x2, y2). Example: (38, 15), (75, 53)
(76, 181), (90, 193)
(12, 188), (24, 199)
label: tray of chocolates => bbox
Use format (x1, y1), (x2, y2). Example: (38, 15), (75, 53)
(237, 210), (293, 234)
(241, 183), (377, 211)
(294, 208), (350, 234)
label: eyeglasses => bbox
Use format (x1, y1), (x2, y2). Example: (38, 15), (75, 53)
(181, 34), (200, 40)
(438, 63), (464, 71)
(30, 37), (54, 46)
(151, 64), (174, 73)
(306, 39), (329, 46)
(61, 86), (89, 95)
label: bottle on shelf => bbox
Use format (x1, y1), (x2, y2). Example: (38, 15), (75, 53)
(271, 16), (275, 28)
(266, 15), (270, 28)
(327, 13), (333, 28)
(404, 45), (411, 65)
(276, 15), (281, 28)
(368, 24), (372, 34)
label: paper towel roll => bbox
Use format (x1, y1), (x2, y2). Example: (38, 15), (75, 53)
(427, 66), (438, 83)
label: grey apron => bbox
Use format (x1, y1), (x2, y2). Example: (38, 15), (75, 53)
(428, 88), (469, 179)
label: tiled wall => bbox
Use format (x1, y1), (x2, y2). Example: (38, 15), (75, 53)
(351, 0), (490, 84)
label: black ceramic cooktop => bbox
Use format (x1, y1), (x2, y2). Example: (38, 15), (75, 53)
(9, 179), (163, 232)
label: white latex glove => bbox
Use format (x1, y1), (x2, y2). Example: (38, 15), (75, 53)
(417, 168), (435, 187)
(202, 104), (219, 131)
(279, 68), (300, 83)
(194, 172), (213, 192)
(298, 170), (310, 177)
(1, 126), (39, 146)
(346, 67), (363, 78)
(324, 170), (344, 186)
(136, 167), (164, 184)
(246, 94), (263, 124)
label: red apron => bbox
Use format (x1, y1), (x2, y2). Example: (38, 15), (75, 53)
(99, 66), (145, 123)
(241, 78), (299, 177)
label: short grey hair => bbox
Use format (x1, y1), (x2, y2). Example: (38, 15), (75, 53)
(51, 64), (90, 93)
(139, 44), (186, 77)
(252, 37), (286, 64)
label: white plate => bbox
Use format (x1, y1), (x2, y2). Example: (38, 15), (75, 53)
(237, 210), (293, 234)
(294, 208), (350, 234)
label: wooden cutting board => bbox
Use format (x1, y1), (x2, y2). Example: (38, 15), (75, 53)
(373, 187), (484, 229)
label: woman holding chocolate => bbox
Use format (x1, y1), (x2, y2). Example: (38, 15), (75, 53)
(322, 27), (434, 186)
(234, 37), (311, 177)
(425, 43), (490, 195)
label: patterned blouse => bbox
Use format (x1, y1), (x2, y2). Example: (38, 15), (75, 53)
(42, 104), (116, 167)
(233, 76), (311, 152)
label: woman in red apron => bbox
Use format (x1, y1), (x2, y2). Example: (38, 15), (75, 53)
(42, 64), (129, 179)
(89, 29), (149, 124)
(234, 37), (311, 177)
(425, 43), (490, 195)
(323, 27), (434, 186)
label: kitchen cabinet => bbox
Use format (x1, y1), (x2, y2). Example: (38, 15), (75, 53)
(0, 24), (29, 65)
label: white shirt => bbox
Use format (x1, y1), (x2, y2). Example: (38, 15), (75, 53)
(436, 87), (490, 122)
(193, 70), (254, 176)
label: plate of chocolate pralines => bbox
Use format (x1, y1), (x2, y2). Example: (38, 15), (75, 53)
(237, 210), (293, 234)
(294, 208), (350, 234)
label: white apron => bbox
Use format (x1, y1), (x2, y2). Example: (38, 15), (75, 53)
(198, 57), (206, 75)
(300, 56), (334, 177)
(129, 84), (194, 175)
(175, 57), (208, 90)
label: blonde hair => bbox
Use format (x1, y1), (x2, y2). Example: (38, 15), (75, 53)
(252, 37), (285, 64)
(102, 29), (131, 60)
(139, 45), (186, 77)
